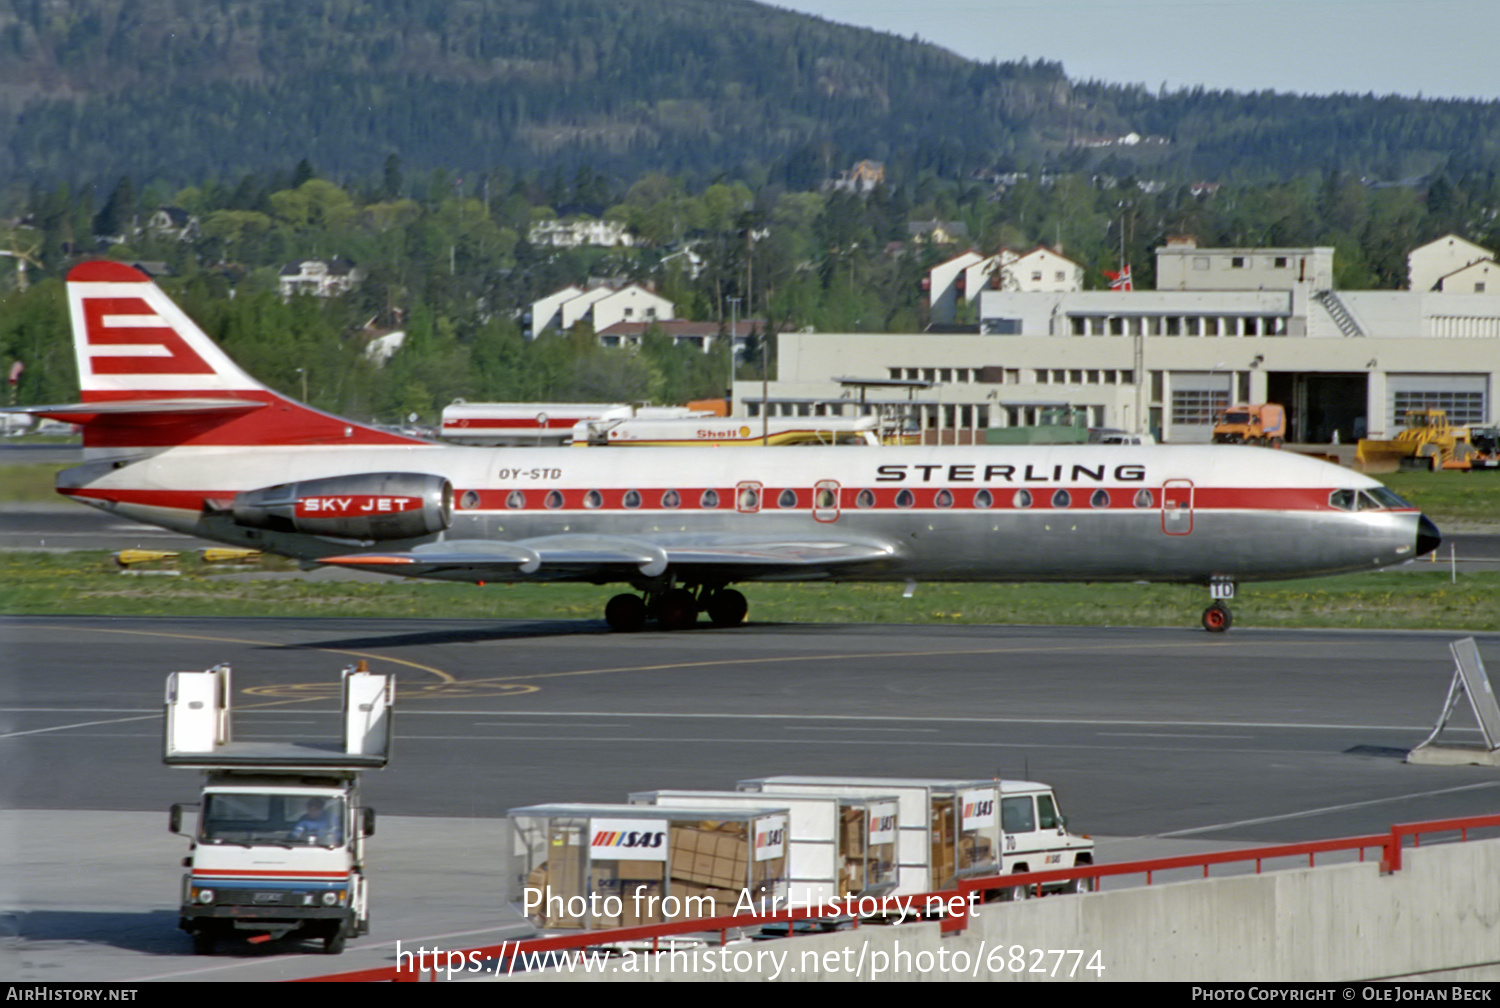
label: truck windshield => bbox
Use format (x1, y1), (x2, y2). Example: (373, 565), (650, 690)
(201, 793), (345, 846)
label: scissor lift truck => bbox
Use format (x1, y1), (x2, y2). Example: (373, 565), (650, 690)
(165, 663), (392, 954)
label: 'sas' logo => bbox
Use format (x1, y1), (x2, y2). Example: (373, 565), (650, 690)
(84, 297), (213, 375)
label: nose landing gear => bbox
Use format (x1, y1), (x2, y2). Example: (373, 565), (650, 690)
(1202, 577), (1235, 633)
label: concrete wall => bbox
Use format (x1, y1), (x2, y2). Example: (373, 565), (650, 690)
(501, 838), (1500, 982)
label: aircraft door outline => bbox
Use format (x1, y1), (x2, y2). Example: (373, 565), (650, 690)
(736, 481), (762, 514)
(1161, 479), (1194, 535)
(813, 480), (841, 522)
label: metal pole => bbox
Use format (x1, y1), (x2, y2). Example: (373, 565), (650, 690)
(727, 296), (740, 411)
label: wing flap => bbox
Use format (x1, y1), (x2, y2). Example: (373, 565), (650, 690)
(317, 533), (897, 582)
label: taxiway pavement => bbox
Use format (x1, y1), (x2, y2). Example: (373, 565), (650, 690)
(4, 616), (1498, 980)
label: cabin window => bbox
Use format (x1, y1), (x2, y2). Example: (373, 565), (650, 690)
(934, 489), (954, 508)
(583, 490), (603, 509)
(778, 488), (798, 509)
(895, 489), (915, 509)
(623, 489), (642, 509)
(1090, 489), (1110, 509)
(737, 484), (761, 512)
(460, 490), (481, 510)
(661, 489), (681, 509)
(544, 490), (564, 510)
(1051, 489), (1071, 508)
(816, 487), (837, 509)
(701, 488), (720, 509)
(1134, 489), (1154, 508)
(856, 489), (876, 509)
(1013, 489), (1032, 509)
(505, 490), (525, 510)
(974, 488), (993, 509)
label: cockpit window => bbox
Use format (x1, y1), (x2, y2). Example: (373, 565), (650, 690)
(1368, 486), (1414, 509)
(1332, 487), (1414, 512)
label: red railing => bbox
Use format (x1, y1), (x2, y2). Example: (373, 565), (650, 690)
(296, 811), (1500, 982)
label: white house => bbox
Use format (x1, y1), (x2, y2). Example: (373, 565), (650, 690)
(1434, 258), (1500, 295)
(528, 217), (635, 248)
(1409, 234), (1495, 292)
(277, 258), (362, 298)
(927, 247), (1083, 324)
(529, 283), (675, 340)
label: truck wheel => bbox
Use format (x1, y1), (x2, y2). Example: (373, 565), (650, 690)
(192, 931), (216, 955)
(1066, 864), (1097, 893)
(322, 930), (347, 955)
(998, 869), (1033, 901)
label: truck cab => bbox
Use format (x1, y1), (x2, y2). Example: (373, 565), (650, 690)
(171, 773), (374, 953)
(993, 780), (1095, 896)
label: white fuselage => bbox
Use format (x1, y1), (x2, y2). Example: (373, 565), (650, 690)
(61, 440), (1430, 586)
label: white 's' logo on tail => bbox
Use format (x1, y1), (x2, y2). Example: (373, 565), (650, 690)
(83, 297), (214, 375)
(68, 261), (260, 395)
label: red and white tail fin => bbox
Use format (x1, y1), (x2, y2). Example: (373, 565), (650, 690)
(68, 260), (263, 398)
(54, 261), (422, 452)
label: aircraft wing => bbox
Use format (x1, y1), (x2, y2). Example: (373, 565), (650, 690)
(317, 533), (899, 582)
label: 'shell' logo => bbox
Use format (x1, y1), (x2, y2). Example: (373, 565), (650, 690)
(83, 298), (213, 375)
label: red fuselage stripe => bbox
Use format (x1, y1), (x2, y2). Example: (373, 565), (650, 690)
(64, 485), (1405, 515)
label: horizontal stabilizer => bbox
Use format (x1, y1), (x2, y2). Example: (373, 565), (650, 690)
(4, 397), (265, 425)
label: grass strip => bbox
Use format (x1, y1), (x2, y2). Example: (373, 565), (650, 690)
(3, 551), (1496, 631)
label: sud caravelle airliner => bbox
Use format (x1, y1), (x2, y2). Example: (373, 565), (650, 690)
(18, 261), (1441, 632)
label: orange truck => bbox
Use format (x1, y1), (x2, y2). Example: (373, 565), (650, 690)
(1212, 404), (1286, 447)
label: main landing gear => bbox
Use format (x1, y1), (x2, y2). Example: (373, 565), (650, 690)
(604, 585), (748, 632)
(1202, 578), (1235, 633)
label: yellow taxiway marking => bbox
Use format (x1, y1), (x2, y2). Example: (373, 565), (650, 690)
(456, 637), (1230, 686)
(38, 624), (1244, 705)
(36, 624), (536, 705)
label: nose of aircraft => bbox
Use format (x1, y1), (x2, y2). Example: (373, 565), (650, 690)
(1415, 513), (1442, 558)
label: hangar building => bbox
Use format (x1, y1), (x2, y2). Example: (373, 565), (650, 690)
(733, 235), (1500, 444)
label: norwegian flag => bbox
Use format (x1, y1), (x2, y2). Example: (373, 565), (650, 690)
(1105, 265), (1133, 291)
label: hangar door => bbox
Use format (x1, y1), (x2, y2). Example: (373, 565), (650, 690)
(1266, 372), (1367, 443)
(1386, 374), (1489, 432)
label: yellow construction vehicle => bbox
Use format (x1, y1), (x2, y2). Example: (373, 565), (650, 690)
(1356, 410), (1478, 472)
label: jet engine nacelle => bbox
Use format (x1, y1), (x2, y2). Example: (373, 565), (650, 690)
(232, 472), (453, 540)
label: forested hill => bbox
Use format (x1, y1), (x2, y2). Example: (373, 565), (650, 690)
(3, 0), (1497, 188)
